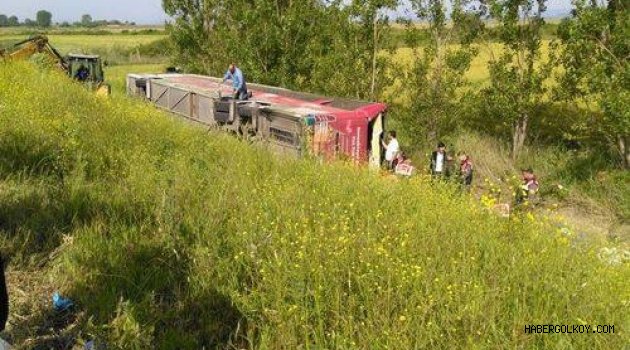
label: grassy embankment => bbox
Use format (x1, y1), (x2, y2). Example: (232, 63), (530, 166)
(2, 31), (626, 236)
(0, 62), (628, 348)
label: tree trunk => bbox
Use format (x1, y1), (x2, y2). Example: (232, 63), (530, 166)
(427, 32), (443, 146)
(370, 15), (378, 100)
(427, 118), (437, 146)
(512, 113), (529, 161)
(618, 134), (629, 169)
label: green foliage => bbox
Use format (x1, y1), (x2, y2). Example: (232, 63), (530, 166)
(481, 0), (552, 160)
(450, 132), (629, 221)
(394, 0), (482, 146)
(8, 16), (19, 26)
(0, 15), (8, 27)
(162, 0), (397, 99)
(81, 14), (93, 27)
(1, 61), (629, 349)
(554, 0), (630, 168)
(36, 10), (53, 28)
(579, 170), (630, 221)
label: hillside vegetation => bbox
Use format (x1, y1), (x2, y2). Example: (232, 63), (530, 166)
(0, 62), (628, 348)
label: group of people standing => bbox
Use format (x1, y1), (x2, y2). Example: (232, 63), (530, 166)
(429, 141), (473, 189)
(382, 132), (538, 201)
(381, 131), (474, 189)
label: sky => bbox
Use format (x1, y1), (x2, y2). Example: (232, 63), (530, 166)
(0, 0), (169, 24)
(0, 0), (574, 25)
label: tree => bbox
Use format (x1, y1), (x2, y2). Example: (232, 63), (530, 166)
(481, 0), (552, 160)
(340, 1), (397, 99)
(162, 0), (397, 99)
(36, 10), (52, 27)
(306, 1), (398, 100)
(8, 16), (18, 26)
(397, 0), (484, 145)
(81, 14), (93, 27)
(0, 15), (8, 27)
(554, 0), (629, 168)
(23, 18), (35, 27)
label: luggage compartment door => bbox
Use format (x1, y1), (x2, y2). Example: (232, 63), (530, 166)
(368, 113), (384, 169)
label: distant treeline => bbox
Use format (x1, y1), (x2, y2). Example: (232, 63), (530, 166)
(0, 11), (140, 28)
(2, 28), (165, 36)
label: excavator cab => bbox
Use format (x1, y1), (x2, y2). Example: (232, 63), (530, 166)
(67, 54), (110, 95)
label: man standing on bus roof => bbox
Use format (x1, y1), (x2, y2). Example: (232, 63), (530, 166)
(222, 63), (249, 100)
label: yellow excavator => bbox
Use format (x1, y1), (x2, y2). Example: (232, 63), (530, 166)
(0, 35), (110, 96)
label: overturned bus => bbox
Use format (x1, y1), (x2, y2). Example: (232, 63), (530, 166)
(126, 73), (387, 168)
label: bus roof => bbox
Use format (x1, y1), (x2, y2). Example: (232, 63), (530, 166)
(146, 74), (387, 121)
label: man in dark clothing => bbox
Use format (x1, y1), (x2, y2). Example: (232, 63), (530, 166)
(75, 66), (90, 82)
(0, 256), (8, 331)
(430, 142), (452, 178)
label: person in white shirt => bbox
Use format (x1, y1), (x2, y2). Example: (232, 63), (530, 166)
(381, 130), (400, 170)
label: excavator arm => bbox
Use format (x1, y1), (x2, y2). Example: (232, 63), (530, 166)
(1, 35), (110, 96)
(1, 35), (69, 72)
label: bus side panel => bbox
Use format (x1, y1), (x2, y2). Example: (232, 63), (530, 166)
(260, 112), (302, 158)
(330, 119), (369, 162)
(197, 95), (215, 125)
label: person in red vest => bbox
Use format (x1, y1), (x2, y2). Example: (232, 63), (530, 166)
(458, 152), (474, 190)
(517, 168), (539, 204)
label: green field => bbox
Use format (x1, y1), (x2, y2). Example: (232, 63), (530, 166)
(106, 63), (167, 95)
(1, 61), (628, 349)
(0, 32), (168, 68)
(0, 34), (164, 54)
(389, 40), (553, 90)
(0, 25), (164, 35)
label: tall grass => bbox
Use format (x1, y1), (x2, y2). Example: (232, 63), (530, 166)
(0, 62), (628, 348)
